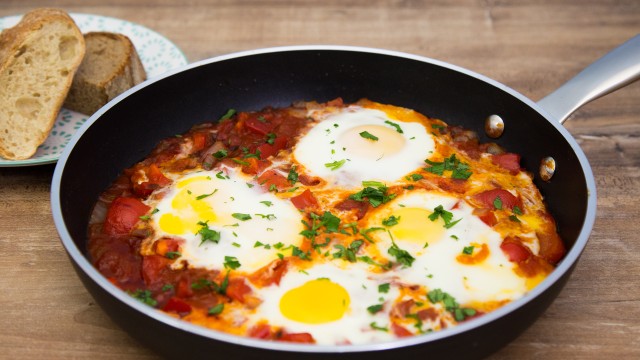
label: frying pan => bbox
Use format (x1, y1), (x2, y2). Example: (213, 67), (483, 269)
(51, 36), (640, 359)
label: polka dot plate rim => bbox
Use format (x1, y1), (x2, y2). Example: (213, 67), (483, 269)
(0, 13), (188, 167)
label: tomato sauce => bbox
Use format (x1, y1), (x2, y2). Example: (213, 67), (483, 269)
(87, 98), (566, 344)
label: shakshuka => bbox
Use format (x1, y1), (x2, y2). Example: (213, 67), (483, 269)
(88, 98), (565, 345)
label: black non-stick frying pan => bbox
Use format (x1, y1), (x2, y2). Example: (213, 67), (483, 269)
(51, 36), (640, 359)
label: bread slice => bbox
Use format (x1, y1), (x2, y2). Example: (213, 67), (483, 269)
(0, 8), (85, 160)
(64, 32), (146, 116)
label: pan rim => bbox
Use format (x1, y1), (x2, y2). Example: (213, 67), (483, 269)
(51, 44), (597, 354)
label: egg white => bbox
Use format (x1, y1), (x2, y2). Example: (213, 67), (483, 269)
(248, 261), (401, 345)
(366, 190), (528, 305)
(147, 167), (305, 273)
(293, 106), (434, 188)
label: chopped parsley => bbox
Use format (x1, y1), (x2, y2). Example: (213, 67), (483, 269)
(197, 221), (221, 246)
(382, 215), (401, 227)
(265, 132), (276, 145)
(424, 154), (472, 180)
(406, 173), (424, 181)
(349, 181), (396, 207)
(232, 158), (251, 166)
(208, 303), (224, 316)
(333, 240), (364, 262)
(223, 256), (241, 270)
(357, 255), (391, 270)
(215, 171), (228, 179)
(165, 251), (181, 259)
(378, 283), (390, 293)
(287, 166), (299, 184)
(300, 211), (341, 239)
(129, 289), (157, 307)
(462, 246), (475, 255)
(243, 149), (261, 159)
(493, 196), (503, 210)
(367, 304), (384, 314)
(291, 246), (312, 261)
(196, 189), (218, 200)
(427, 288), (476, 322)
(254, 213), (276, 220)
(260, 200), (273, 207)
(192, 274), (229, 295)
(388, 236), (415, 267)
(384, 120), (404, 133)
(232, 213), (252, 221)
(428, 205), (461, 229)
(370, 322), (389, 332)
(513, 205), (523, 215)
(212, 149), (228, 159)
(325, 159), (346, 170)
(218, 109), (236, 122)
(360, 227), (385, 243)
(359, 131), (379, 141)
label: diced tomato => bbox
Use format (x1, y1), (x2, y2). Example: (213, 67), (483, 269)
(239, 157), (271, 175)
(492, 153), (521, 174)
(141, 255), (172, 287)
(154, 238), (182, 257)
(163, 297), (192, 314)
(147, 164), (171, 186)
(391, 323), (413, 337)
(95, 248), (142, 284)
(473, 189), (521, 211)
(175, 278), (193, 298)
(244, 114), (276, 135)
(472, 208), (498, 227)
(335, 198), (370, 220)
(437, 178), (468, 193)
(192, 132), (207, 152)
(392, 299), (414, 317)
(133, 164), (172, 197)
(226, 278), (252, 303)
(257, 169), (290, 191)
(215, 119), (235, 142)
(279, 332), (316, 343)
(103, 197), (150, 236)
(535, 211), (566, 264)
(326, 98), (344, 107)
(248, 323), (272, 339)
(500, 237), (532, 263)
(257, 136), (288, 159)
(417, 308), (438, 322)
(298, 174), (321, 186)
(249, 259), (288, 287)
(290, 189), (319, 210)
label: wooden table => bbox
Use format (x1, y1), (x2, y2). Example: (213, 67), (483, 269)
(1, 1), (639, 359)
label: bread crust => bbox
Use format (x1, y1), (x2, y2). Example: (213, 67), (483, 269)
(64, 32), (146, 116)
(0, 8), (85, 160)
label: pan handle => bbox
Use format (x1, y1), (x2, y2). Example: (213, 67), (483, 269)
(537, 34), (640, 124)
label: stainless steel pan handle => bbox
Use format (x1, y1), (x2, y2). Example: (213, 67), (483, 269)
(537, 34), (640, 124)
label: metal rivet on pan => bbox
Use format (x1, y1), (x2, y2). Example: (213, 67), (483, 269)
(540, 156), (556, 181)
(485, 114), (504, 138)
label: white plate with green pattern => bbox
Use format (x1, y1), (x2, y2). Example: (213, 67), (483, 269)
(0, 13), (189, 167)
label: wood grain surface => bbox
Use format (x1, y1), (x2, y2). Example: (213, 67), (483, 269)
(1, 1), (639, 359)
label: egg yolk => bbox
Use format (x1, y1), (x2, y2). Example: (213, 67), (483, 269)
(337, 125), (406, 159)
(279, 279), (350, 324)
(389, 207), (445, 245)
(158, 177), (217, 234)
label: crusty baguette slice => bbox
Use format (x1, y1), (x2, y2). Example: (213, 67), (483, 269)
(0, 8), (85, 160)
(64, 32), (146, 116)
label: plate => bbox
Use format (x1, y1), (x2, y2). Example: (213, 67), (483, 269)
(0, 13), (189, 167)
